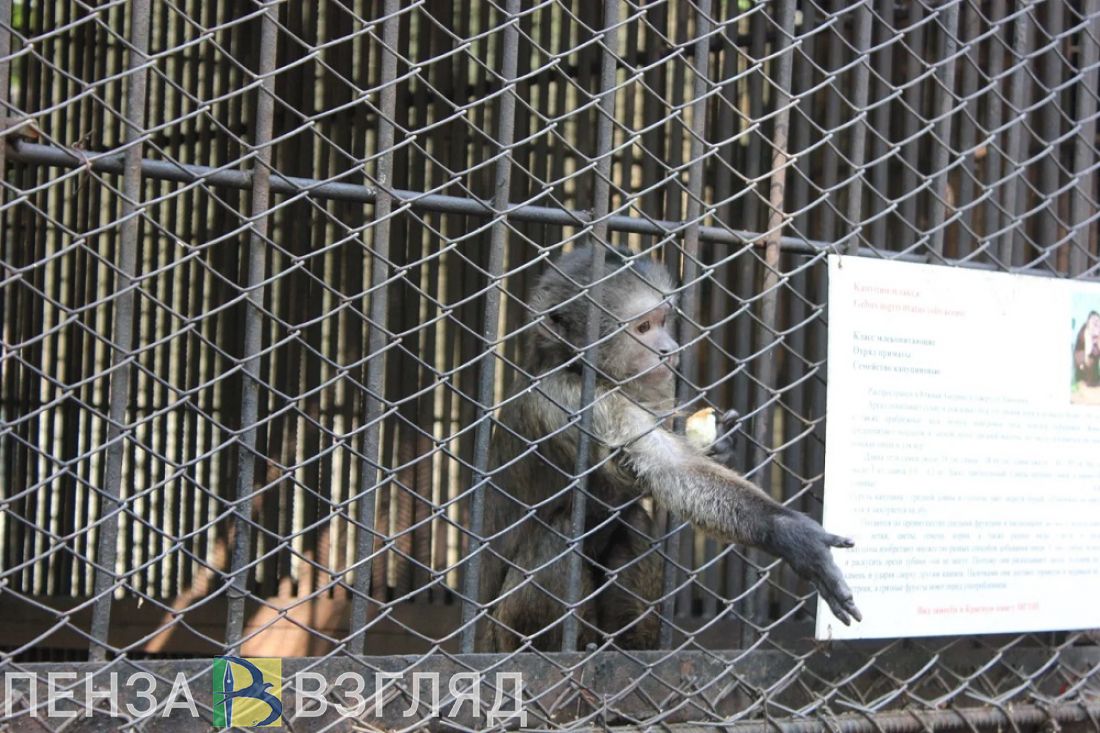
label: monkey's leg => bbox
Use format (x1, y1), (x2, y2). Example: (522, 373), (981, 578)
(489, 514), (595, 652)
(595, 505), (663, 649)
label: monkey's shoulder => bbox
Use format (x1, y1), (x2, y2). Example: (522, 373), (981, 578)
(497, 377), (580, 437)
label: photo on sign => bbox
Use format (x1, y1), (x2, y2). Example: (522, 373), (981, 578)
(1070, 292), (1100, 406)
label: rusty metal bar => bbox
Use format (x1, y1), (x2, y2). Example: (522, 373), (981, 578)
(459, 0), (521, 655)
(224, 0), (279, 652)
(999, 3), (1034, 266)
(742, 0), (796, 646)
(981, 0), (1009, 262)
(561, 0), (618, 653)
(659, 0), (713, 649)
(3, 140), (824, 255)
(600, 700), (1100, 733)
(1069, 0), (1099, 277)
(1036, 0), (1064, 265)
(842, 3), (873, 255)
(348, 0), (401, 655)
(898, 2), (925, 253)
(87, 0), (152, 662)
(927, 0), (960, 258)
(867, 0), (895, 250)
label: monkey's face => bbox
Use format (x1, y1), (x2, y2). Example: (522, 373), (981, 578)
(602, 299), (680, 392)
(1087, 314), (1100, 356)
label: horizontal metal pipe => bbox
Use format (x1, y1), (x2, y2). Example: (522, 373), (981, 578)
(4, 140), (820, 254)
(601, 700), (1100, 733)
(8, 140), (1099, 284)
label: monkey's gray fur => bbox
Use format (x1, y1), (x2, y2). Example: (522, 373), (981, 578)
(477, 246), (860, 652)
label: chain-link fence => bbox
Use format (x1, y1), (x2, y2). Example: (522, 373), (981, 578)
(2, 0), (1099, 729)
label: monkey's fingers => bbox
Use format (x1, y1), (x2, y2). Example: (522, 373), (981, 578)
(718, 408), (740, 425)
(825, 533), (855, 549)
(817, 563), (862, 625)
(817, 584), (852, 625)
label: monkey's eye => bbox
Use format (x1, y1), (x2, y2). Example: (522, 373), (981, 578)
(636, 321), (651, 334)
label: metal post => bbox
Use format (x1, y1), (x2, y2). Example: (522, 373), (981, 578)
(1068, 0), (1099, 277)
(349, 0), (401, 655)
(4, 140), (830, 256)
(224, 0), (279, 653)
(459, 0), (522, 655)
(842, 2), (873, 257)
(927, 1), (961, 259)
(88, 0), (152, 662)
(743, 0), (796, 647)
(659, 0), (713, 649)
(999, 3), (1035, 267)
(1036, 0), (1064, 264)
(561, 0), (618, 653)
(981, 0), (1008, 262)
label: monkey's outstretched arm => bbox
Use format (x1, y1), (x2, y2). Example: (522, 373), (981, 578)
(597, 396), (862, 625)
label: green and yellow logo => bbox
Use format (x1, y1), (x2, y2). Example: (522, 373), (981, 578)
(212, 657), (283, 727)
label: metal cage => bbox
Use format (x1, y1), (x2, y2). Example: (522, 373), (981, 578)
(1, 0), (1098, 729)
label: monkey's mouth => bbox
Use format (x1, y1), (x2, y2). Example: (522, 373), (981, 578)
(644, 361), (676, 383)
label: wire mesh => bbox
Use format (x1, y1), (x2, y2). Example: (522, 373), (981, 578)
(1, 0), (1099, 729)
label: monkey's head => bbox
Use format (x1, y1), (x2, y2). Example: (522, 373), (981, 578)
(529, 246), (680, 395)
(1088, 312), (1100, 335)
(1088, 312), (1100, 353)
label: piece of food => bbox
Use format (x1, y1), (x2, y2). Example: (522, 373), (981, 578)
(685, 407), (717, 449)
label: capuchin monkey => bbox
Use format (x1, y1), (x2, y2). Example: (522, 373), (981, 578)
(1074, 311), (1100, 388)
(477, 246), (860, 651)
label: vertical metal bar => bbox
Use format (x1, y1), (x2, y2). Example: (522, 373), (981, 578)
(981, 0), (1007, 260)
(87, 0), (152, 662)
(898, 3), (925, 252)
(561, 0), (618, 653)
(868, 0), (895, 250)
(640, 1), (668, 239)
(0, 0), (10, 496)
(349, 0), (401, 655)
(458, 0), (521, 655)
(0, 0), (10, 179)
(927, 1), (961, 258)
(953, 3), (980, 256)
(1069, 0), (1100, 277)
(707, 4), (741, 620)
(427, 0), (458, 597)
(743, 0), (795, 647)
(999, 4), (1034, 267)
(730, 4), (768, 497)
(842, 2), (873, 256)
(0, 0), (16, 594)
(799, 5), (845, 569)
(777, 0), (816, 619)
(726, 0), (772, 623)
(1036, 0), (1063, 267)
(224, 1), (279, 653)
(663, 0), (693, 629)
(659, 0), (712, 649)
(816, 1), (844, 243)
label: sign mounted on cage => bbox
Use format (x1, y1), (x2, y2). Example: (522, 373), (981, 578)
(818, 255), (1100, 640)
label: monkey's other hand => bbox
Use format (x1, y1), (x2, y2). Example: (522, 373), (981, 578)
(768, 511), (862, 626)
(706, 409), (740, 467)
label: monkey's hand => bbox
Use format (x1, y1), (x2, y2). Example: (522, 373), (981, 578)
(706, 409), (740, 467)
(765, 511), (862, 626)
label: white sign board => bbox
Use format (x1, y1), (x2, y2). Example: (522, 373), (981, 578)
(817, 255), (1100, 640)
